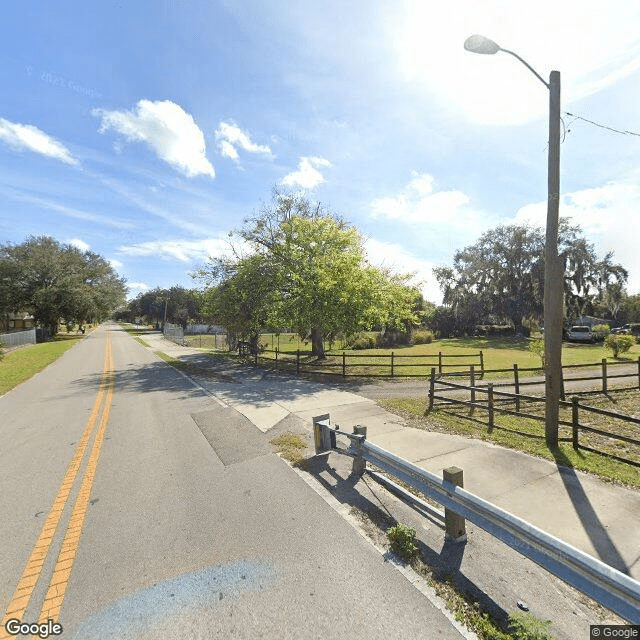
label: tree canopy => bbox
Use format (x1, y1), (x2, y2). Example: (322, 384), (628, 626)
(193, 191), (420, 357)
(118, 286), (206, 328)
(433, 220), (628, 333)
(0, 236), (126, 335)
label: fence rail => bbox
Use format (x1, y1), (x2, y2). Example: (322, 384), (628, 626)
(252, 348), (484, 378)
(312, 417), (640, 623)
(428, 370), (640, 467)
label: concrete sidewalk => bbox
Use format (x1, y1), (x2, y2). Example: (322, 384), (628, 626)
(139, 331), (640, 580)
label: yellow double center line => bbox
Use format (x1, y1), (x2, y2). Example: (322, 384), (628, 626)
(1, 332), (115, 636)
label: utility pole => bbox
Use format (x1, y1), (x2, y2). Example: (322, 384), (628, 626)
(544, 70), (562, 448)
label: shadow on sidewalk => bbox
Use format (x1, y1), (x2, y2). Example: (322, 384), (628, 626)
(551, 448), (629, 575)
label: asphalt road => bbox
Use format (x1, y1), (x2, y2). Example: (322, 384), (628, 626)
(0, 324), (464, 639)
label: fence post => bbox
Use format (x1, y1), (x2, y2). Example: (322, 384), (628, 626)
(638, 356), (640, 390)
(443, 467), (467, 542)
(560, 365), (565, 401)
(513, 364), (520, 413)
(487, 383), (494, 430)
(602, 358), (608, 394)
(296, 350), (300, 375)
(438, 351), (443, 375)
(351, 425), (367, 476)
(469, 365), (476, 413)
(427, 367), (436, 412)
(275, 348), (279, 370)
(479, 350), (484, 378)
(391, 351), (395, 378)
(342, 352), (346, 378)
(572, 397), (579, 450)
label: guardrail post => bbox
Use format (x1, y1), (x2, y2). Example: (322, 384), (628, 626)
(443, 467), (467, 542)
(296, 350), (300, 375)
(487, 383), (494, 431)
(351, 425), (367, 476)
(513, 364), (520, 413)
(572, 397), (579, 450)
(427, 368), (436, 412)
(469, 365), (475, 413)
(342, 352), (346, 378)
(313, 414), (331, 454)
(438, 351), (443, 375)
(602, 358), (608, 394)
(391, 351), (395, 378)
(479, 350), (484, 378)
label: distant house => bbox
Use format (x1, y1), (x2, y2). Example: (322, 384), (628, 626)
(1, 312), (35, 332)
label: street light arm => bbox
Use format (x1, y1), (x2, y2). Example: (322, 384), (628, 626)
(498, 47), (550, 89)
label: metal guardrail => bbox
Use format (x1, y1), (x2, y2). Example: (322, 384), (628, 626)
(312, 416), (640, 623)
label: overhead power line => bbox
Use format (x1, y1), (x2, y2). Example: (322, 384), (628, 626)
(565, 112), (640, 138)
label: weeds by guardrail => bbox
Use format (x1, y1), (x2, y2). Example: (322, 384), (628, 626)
(312, 416), (640, 623)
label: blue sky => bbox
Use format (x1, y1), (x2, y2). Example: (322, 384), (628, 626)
(2, 1), (640, 303)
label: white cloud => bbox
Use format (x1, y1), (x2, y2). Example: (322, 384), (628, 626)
(1, 188), (135, 229)
(512, 178), (640, 293)
(109, 259), (124, 271)
(69, 238), (90, 252)
(118, 237), (236, 263)
(365, 237), (442, 304)
(281, 156), (331, 189)
(0, 118), (78, 165)
(126, 282), (150, 295)
(215, 121), (272, 163)
(92, 100), (215, 178)
(369, 171), (496, 241)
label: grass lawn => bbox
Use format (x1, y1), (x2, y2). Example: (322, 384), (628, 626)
(0, 337), (83, 395)
(242, 334), (640, 378)
(381, 389), (640, 489)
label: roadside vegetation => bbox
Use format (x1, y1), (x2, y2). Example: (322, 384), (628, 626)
(350, 505), (557, 640)
(0, 337), (83, 395)
(0, 236), (126, 337)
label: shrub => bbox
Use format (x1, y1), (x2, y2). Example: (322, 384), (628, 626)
(346, 333), (375, 350)
(387, 523), (418, 561)
(592, 324), (610, 334)
(411, 329), (434, 344)
(604, 334), (635, 358)
(375, 329), (411, 347)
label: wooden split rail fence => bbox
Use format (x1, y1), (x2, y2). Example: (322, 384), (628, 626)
(251, 348), (484, 378)
(427, 366), (640, 468)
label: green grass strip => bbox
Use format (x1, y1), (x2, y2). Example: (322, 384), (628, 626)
(0, 338), (82, 395)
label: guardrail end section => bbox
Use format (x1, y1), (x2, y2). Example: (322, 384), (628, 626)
(312, 414), (331, 454)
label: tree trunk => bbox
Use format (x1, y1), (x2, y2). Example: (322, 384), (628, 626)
(311, 326), (325, 359)
(249, 333), (259, 356)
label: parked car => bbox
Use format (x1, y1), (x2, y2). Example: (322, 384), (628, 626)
(567, 325), (603, 343)
(611, 325), (629, 334)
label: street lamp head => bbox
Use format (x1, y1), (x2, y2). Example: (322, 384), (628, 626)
(464, 34), (501, 55)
